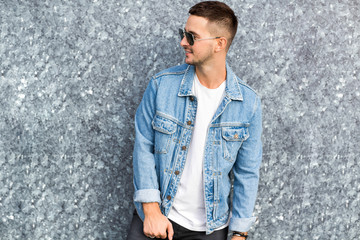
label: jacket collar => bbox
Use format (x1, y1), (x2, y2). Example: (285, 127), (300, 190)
(178, 63), (243, 101)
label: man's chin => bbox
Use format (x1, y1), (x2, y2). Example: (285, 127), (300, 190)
(184, 58), (194, 65)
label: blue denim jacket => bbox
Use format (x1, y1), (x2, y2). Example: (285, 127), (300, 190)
(133, 63), (262, 234)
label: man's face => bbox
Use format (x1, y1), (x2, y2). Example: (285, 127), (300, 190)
(180, 15), (217, 66)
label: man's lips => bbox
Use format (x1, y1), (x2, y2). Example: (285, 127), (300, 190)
(184, 49), (193, 55)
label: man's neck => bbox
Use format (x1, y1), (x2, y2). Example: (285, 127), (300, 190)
(195, 59), (227, 89)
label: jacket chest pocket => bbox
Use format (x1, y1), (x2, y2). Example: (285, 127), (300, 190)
(222, 126), (249, 162)
(152, 114), (177, 154)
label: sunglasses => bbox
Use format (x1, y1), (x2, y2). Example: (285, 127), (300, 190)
(178, 28), (220, 46)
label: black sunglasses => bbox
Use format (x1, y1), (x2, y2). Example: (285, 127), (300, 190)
(178, 28), (220, 46)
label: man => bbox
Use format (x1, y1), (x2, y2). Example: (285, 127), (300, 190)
(127, 1), (262, 240)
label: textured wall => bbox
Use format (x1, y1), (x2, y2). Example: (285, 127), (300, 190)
(0, 0), (359, 239)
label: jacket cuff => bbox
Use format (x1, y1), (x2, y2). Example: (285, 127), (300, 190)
(229, 216), (257, 232)
(134, 189), (161, 203)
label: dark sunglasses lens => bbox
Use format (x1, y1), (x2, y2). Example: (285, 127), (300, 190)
(179, 29), (184, 40)
(178, 29), (194, 45)
(185, 32), (194, 45)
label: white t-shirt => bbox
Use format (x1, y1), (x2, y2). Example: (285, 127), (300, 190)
(168, 73), (226, 231)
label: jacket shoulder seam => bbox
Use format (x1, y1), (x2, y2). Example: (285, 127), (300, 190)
(153, 65), (188, 80)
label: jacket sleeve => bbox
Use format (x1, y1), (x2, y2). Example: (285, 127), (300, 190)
(132, 78), (161, 206)
(229, 96), (262, 232)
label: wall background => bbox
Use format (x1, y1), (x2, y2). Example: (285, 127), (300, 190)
(0, 0), (359, 239)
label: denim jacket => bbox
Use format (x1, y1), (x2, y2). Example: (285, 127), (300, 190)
(133, 63), (262, 234)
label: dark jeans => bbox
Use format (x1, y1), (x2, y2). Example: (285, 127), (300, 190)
(127, 211), (228, 240)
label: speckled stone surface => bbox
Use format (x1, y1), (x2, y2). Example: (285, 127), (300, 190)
(0, 0), (359, 239)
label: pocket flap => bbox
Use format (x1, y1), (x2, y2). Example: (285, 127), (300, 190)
(152, 115), (177, 134)
(222, 127), (249, 141)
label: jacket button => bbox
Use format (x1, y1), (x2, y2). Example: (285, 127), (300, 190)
(234, 134), (239, 139)
(190, 96), (194, 101)
(174, 170), (180, 175)
(187, 121), (192, 125)
(181, 146), (187, 150)
(167, 195), (172, 200)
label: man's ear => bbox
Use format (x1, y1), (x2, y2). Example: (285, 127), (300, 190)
(215, 37), (228, 52)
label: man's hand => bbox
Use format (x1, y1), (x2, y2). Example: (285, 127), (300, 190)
(142, 202), (174, 240)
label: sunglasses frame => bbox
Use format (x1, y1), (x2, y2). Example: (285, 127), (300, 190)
(179, 28), (221, 46)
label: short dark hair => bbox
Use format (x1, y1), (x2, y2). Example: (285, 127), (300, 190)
(189, 1), (238, 49)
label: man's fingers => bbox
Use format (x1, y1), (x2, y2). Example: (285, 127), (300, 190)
(167, 222), (174, 240)
(142, 213), (173, 239)
(159, 231), (167, 239)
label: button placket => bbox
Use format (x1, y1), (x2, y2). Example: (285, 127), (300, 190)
(164, 95), (196, 208)
(186, 95), (196, 129)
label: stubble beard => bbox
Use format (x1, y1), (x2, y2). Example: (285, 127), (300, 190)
(184, 49), (213, 67)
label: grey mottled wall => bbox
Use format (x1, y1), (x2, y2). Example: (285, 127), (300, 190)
(0, 0), (359, 239)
